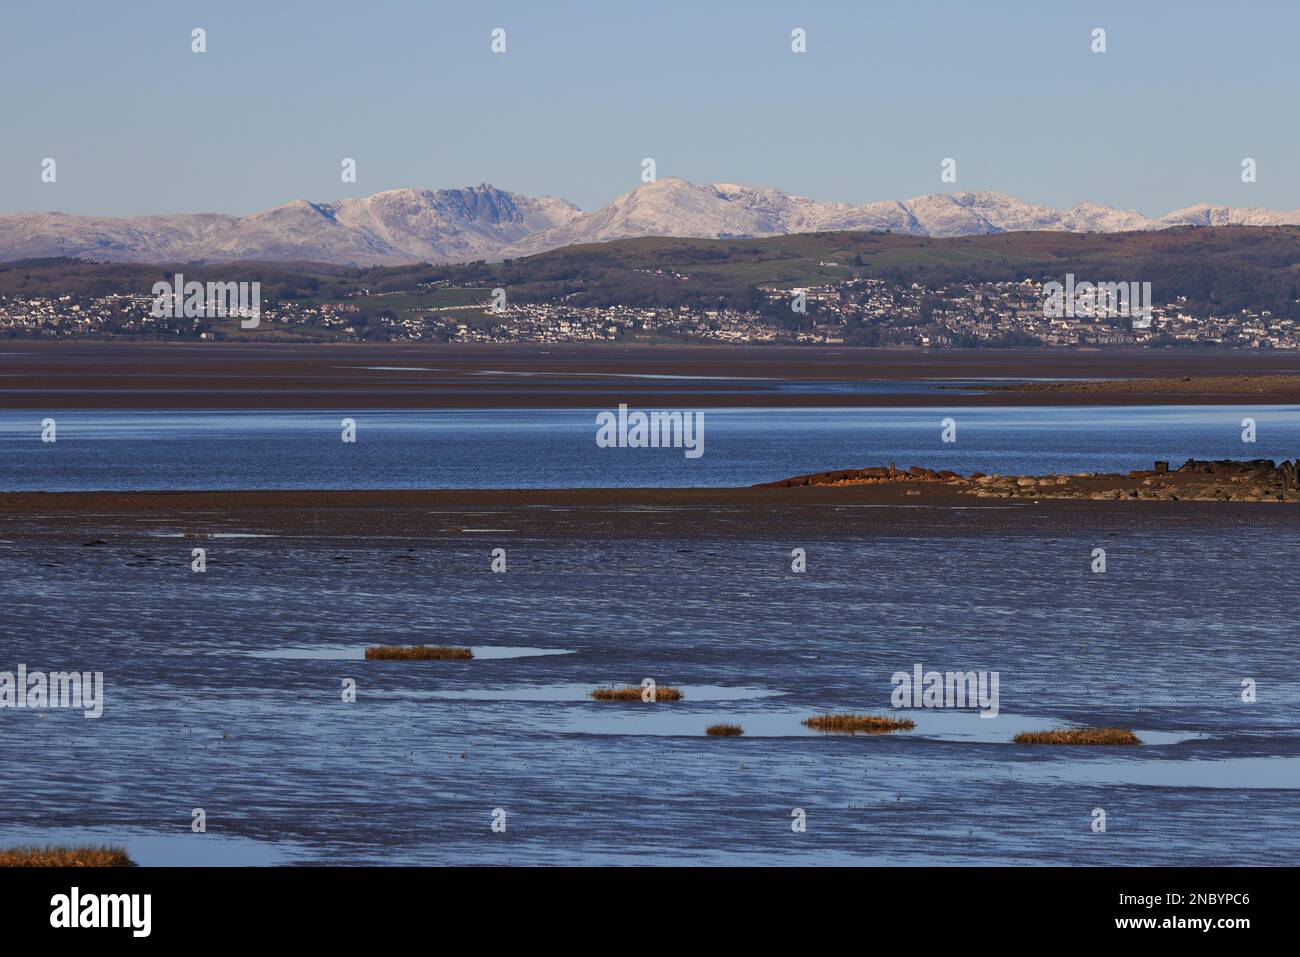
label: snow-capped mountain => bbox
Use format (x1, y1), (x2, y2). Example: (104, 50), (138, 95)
(0, 185), (582, 266)
(1156, 203), (1300, 228)
(1, 178), (1296, 266)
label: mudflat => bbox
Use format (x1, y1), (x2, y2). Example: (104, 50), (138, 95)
(2, 485), (1295, 544)
(4, 342), (1300, 409)
(971, 374), (1300, 400)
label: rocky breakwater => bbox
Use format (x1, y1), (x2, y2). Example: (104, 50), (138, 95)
(758, 459), (1300, 503)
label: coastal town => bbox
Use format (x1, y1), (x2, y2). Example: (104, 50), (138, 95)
(1, 274), (1297, 349)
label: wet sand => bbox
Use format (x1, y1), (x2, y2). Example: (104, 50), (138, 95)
(972, 374), (1300, 401)
(4, 342), (1300, 409)
(3, 486), (1295, 543)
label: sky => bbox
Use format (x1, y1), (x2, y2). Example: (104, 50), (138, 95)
(2, 0), (1298, 218)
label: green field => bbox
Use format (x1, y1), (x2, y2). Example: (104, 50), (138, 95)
(301, 287), (491, 314)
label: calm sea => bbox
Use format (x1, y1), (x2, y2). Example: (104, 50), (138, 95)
(1, 405), (1297, 490)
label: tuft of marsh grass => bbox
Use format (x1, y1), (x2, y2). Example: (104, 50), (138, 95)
(802, 713), (915, 734)
(590, 685), (684, 702)
(364, 645), (473, 661)
(1014, 727), (1140, 746)
(706, 723), (744, 736)
(0, 845), (134, 867)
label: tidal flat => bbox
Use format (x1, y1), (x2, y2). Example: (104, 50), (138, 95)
(0, 490), (1296, 865)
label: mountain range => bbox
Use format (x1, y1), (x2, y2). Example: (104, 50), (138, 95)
(3, 178), (1299, 267)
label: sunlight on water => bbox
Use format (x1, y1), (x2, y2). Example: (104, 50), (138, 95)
(2, 405), (1297, 490)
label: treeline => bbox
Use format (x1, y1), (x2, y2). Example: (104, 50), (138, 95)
(0, 259), (359, 301)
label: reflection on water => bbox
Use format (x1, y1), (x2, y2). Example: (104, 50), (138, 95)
(420, 683), (784, 702)
(245, 645), (575, 661)
(1012, 756), (1300, 790)
(0, 828), (304, 867)
(539, 707), (1205, 745)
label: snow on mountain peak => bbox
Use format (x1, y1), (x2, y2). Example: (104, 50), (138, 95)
(1, 180), (1297, 265)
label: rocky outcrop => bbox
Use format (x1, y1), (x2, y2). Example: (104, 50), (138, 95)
(761, 463), (962, 487)
(758, 459), (1300, 503)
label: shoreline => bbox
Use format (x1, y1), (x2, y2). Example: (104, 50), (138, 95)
(4, 482), (1296, 542)
(963, 373), (1300, 401)
(761, 458), (1299, 503)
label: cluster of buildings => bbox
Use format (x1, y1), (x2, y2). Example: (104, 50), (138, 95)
(3, 277), (1297, 349)
(438, 302), (780, 344)
(0, 293), (364, 338)
(775, 278), (1299, 349)
(462, 280), (1298, 348)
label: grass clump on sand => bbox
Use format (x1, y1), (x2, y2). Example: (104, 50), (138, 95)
(802, 713), (915, 734)
(590, 685), (684, 702)
(1014, 728), (1140, 746)
(364, 645), (473, 661)
(0, 845), (134, 867)
(706, 723), (744, 737)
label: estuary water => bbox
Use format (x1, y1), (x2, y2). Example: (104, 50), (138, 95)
(1, 404), (1297, 490)
(0, 398), (1296, 865)
(0, 524), (1296, 865)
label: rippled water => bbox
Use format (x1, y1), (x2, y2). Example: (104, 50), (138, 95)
(1, 405), (1297, 490)
(1, 523), (1296, 864)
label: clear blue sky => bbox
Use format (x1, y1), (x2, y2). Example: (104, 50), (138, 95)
(2, 0), (1297, 217)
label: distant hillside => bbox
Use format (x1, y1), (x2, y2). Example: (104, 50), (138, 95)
(438, 226), (1300, 320)
(4, 225), (1300, 320)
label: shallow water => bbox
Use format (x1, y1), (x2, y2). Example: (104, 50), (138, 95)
(245, 645), (575, 661)
(1, 405), (1296, 490)
(0, 828), (305, 867)
(1, 524), (1296, 865)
